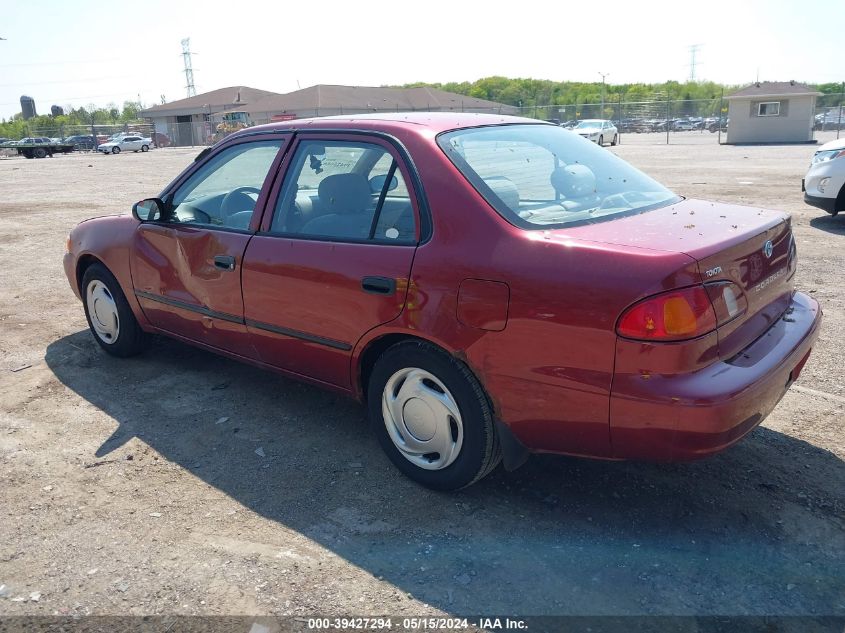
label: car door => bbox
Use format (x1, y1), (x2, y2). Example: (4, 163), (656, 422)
(131, 134), (290, 358)
(241, 134), (423, 389)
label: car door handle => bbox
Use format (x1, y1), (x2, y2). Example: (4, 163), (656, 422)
(361, 276), (396, 295)
(214, 255), (236, 271)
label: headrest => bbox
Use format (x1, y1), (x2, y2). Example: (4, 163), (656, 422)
(318, 173), (371, 214)
(550, 164), (596, 198)
(484, 176), (520, 210)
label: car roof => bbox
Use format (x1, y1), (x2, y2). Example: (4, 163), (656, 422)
(243, 112), (547, 139)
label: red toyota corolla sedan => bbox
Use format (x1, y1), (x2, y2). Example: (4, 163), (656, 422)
(63, 113), (822, 490)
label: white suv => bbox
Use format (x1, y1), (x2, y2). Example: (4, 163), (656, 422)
(804, 138), (845, 216)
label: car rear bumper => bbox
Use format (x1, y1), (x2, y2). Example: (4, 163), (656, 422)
(609, 291), (822, 461)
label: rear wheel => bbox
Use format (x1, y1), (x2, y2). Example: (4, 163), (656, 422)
(611, 134), (618, 146)
(368, 341), (501, 490)
(81, 263), (147, 357)
(597, 135), (604, 146)
(34, 147), (47, 158)
(112, 146), (120, 154)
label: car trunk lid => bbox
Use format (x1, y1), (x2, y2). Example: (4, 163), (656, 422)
(561, 199), (796, 359)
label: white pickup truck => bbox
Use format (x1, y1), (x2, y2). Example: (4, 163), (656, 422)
(98, 135), (152, 155)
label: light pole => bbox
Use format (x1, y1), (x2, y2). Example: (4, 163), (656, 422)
(598, 72), (610, 118)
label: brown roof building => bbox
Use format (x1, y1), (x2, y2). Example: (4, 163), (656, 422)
(241, 84), (520, 123)
(139, 86), (281, 118)
(140, 84), (518, 146)
(139, 86), (283, 146)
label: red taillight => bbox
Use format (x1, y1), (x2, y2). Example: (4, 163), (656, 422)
(617, 286), (718, 341)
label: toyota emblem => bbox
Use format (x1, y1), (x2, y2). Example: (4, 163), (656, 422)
(762, 240), (773, 258)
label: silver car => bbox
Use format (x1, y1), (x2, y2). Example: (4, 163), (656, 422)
(571, 119), (618, 146)
(98, 136), (152, 155)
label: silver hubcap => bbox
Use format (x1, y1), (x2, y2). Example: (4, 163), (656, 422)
(86, 280), (120, 344)
(382, 367), (463, 470)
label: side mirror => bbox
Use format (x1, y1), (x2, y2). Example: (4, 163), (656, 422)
(369, 174), (398, 194)
(132, 198), (164, 222)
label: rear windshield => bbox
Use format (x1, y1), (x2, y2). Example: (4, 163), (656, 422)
(437, 124), (680, 229)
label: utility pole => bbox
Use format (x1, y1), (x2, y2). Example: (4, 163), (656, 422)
(181, 38), (196, 98)
(598, 72), (609, 118)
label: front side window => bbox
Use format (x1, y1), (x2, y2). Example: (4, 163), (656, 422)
(270, 140), (416, 243)
(438, 124), (680, 229)
(757, 102), (781, 117)
(167, 140), (283, 230)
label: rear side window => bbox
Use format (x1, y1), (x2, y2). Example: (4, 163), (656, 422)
(270, 140), (417, 243)
(438, 124), (680, 229)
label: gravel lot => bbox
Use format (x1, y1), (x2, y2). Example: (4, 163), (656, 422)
(0, 131), (843, 620)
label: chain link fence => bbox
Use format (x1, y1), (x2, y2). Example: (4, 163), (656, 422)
(518, 98), (729, 144)
(5, 93), (843, 151)
(1, 122), (160, 150)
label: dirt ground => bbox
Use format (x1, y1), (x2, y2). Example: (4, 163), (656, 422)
(0, 131), (843, 621)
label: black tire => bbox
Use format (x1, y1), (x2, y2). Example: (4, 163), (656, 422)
(81, 263), (147, 357)
(611, 134), (618, 146)
(141, 144), (149, 152)
(597, 135), (604, 146)
(112, 146), (120, 154)
(367, 341), (501, 490)
(34, 147), (47, 158)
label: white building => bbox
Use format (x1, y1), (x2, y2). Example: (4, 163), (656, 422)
(725, 81), (822, 144)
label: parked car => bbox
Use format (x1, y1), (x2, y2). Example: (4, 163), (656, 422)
(708, 118), (728, 133)
(64, 113), (821, 490)
(152, 132), (171, 148)
(98, 136), (152, 154)
(814, 112), (844, 131)
(65, 135), (97, 151)
(19, 137), (52, 144)
(671, 119), (695, 132)
(572, 119), (618, 145)
(630, 119), (656, 133)
(803, 138), (845, 216)
(0, 137), (11, 145)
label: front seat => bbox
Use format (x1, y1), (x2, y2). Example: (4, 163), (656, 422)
(300, 173), (373, 238)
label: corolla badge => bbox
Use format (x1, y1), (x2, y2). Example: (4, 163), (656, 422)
(762, 240), (773, 258)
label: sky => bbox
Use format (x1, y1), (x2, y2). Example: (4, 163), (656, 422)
(0, 0), (843, 120)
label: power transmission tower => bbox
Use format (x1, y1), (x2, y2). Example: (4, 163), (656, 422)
(181, 38), (197, 98)
(688, 44), (702, 82)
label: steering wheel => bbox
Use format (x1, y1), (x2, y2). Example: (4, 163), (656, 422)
(220, 186), (261, 219)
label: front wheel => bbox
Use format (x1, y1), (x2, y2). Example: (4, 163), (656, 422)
(112, 146), (120, 154)
(81, 263), (147, 357)
(141, 144), (149, 152)
(597, 135), (604, 146)
(368, 341), (501, 490)
(611, 134), (618, 146)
